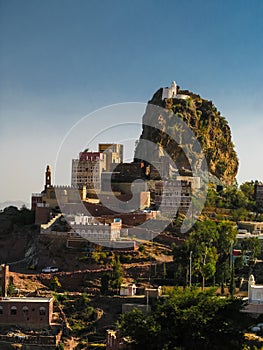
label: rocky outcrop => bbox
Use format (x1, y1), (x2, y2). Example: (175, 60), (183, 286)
(134, 86), (238, 185)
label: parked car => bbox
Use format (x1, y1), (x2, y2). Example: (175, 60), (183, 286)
(41, 266), (59, 273)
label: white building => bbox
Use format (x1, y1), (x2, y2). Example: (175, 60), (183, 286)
(68, 217), (122, 243)
(248, 275), (263, 304)
(120, 283), (136, 296)
(162, 81), (190, 100)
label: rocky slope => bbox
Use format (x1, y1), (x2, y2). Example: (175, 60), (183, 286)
(134, 86), (238, 185)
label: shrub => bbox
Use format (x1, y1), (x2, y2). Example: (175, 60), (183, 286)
(120, 254), (133, 263)
(138, 245), (146, 254)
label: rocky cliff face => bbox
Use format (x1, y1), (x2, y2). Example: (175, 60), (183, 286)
(134, 86), (238, 185)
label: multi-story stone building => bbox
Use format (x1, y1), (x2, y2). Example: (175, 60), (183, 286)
(155, 179), (192, 216)
(101, 162), (147, 194)
(98, 143), (123, 172)
(71, 151), (106, 190)
(71, 144), (123, 191)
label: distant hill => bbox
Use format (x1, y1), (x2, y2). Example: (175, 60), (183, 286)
(0, 201), (30, 211)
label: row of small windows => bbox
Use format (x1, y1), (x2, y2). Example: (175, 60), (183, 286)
(0, 306), (46, 316)
(74, 176), (99, 179)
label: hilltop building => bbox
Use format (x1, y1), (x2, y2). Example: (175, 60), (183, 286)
(32, 138), (197, 226)
(162, 81), (190, 100)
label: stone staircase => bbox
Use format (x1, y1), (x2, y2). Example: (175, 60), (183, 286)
(40, 213), (63, 233)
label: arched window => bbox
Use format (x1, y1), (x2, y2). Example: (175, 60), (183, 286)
(22, 306), (29, 316)
(0, 306), (3, 315)
(11, 306), (17, 315)
(39, 307), (46, 316)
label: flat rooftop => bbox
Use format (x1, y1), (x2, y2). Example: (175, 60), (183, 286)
(251, 285), (263, 289)
(0, 297), (52, 303)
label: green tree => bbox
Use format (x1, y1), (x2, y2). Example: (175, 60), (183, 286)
(7, 282), (17, 296)
(221, 185), (248, 209)
(138, 244), (146, 254)
(173, 220), (238, 290)
(215, 221), (237, 290)
(205, 188), (218, 207)
(110, 255), (123, 293)
(188, 221), (218, 288)
(231, 207), (249, 222)
(117, 289), (250, 350)
(56, 343), (65, 350)
(241, 237), (262, 262)
(173, 241), (190, 286)
(100, 272), (110, 295)
(117, 308), (159, 350)
(173, 221), (219, 288)
(240, 181), (255, 201)
(50, 276), (62, 292)
(163, 262), (167, 279)
(229, 261), (236, 297)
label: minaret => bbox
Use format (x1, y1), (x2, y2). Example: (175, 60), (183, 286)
(45, 165), (52, 190)
(170, 81), (177, 97)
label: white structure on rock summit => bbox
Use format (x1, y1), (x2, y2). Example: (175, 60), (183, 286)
(162, 81), (190, 100)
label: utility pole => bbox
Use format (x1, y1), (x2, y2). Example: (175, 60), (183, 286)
(189, 251), (193, 288)
(229, 240), (235, 297)
(146, 290), (149, 313)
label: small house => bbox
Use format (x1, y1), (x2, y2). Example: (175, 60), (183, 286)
(120, 283), (136, 296)
(145, 286), (162, 299)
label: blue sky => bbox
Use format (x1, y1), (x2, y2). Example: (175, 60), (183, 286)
(0, 0), (262, 203)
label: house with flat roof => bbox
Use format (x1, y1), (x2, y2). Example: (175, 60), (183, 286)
(0, 297), (53, 329)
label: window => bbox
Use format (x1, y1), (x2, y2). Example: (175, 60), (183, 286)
(11, 306), (17, 315)
(39, 307), (46, 316)
(22, 306), (29, 316)
(0, 306), (3, 315)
